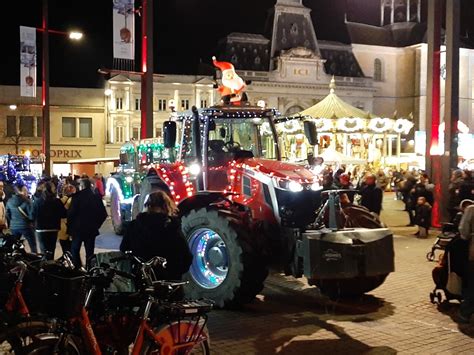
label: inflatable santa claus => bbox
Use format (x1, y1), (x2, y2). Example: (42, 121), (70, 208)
(212, 56), (247, 105)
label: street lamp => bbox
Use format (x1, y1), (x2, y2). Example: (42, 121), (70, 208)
(9, 104), (17, 111)
(40, 0), (83, 176)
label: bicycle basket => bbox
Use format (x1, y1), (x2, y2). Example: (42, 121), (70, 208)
(40, 267), (89, 318)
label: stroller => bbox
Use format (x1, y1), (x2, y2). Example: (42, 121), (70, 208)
(430, 236), (468, 304)
(426, 223), (458, 262)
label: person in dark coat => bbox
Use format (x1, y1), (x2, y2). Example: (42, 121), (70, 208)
(32, 182), (67, 260)
(414, 196), (431, 238)
(6, 183), (37, 253)
(359, 173), (383, 215)
(120, 191), (192, 281)
(68, 178), (108, 267)
(458, 170), (474, 202)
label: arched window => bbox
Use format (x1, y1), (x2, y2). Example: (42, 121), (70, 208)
(374, 58), (383, 82)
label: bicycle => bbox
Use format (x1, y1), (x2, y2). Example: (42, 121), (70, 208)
(20, 253), (212, 354)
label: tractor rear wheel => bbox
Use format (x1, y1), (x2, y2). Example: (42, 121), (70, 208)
(316, 274), (389, 299)
(181, 208), (268, 308)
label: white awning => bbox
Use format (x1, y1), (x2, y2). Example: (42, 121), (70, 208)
(67, 157), (119, 164)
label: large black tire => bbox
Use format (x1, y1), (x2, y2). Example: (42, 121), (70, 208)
(182, 208), (268, 308)
(316, 274), (389, 299)
(20, 336), (81, 355)
(110, 185), (124, 235)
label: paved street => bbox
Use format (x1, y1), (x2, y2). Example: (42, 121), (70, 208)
(94, 193), (474, 354)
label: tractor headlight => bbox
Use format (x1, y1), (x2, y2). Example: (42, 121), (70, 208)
(189, 163), (201, 176)
(310, 182), (323, 191)
(125, 176), (134, 183)
(288, 180), (303, 192)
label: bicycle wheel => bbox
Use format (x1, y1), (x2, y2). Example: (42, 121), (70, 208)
(0, 319), (54, 354)
(19, 336), (81, 355)
(140, 321), (210, 355)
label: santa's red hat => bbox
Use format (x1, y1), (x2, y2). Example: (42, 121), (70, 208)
(212, 56), (234, 72)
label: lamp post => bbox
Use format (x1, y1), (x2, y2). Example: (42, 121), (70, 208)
(40, 0), (82, 176)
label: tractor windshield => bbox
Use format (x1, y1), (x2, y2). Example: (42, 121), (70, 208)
(209, 118), (277, 160)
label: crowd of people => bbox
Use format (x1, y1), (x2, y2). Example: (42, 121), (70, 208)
(0, 173), (107, 267)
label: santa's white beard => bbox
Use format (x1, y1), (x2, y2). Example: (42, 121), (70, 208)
(222, 76), (244, 91)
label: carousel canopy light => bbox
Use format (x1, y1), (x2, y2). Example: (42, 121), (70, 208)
(393, 118), (414, 135)
(368, 117), (393, 133)
(336, 117), (365, 132)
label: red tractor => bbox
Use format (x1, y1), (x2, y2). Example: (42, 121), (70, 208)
(109, 105), (394, 307)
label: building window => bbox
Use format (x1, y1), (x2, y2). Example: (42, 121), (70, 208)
(158, 99), (167, 111)
(374, 58), (383, 81)
(6, 116), (17, 137)
(62, 117), (76, 137)
(79, 118), (92, 138)
(200, 99), (207, 108)
(132, 126), (140, 140)
(36, 117), (42, 137)
(115, 125), (125, 144)
(116, 97), (123, 110)
(19, 116), (34, 137)
(135, 98), (141, 111)
(181, 99), (189, 110)
(155, 126), (162, 138)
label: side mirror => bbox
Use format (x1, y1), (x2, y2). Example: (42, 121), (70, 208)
(163, 121), (177, 149)
(304, 121), (318, 146)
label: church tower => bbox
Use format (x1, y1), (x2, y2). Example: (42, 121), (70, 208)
(266, 0), (319, 69)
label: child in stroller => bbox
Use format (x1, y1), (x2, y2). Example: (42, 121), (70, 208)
(426, 199), (473, 262)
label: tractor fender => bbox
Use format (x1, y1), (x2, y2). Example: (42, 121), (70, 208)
(177, 191), (248, 219)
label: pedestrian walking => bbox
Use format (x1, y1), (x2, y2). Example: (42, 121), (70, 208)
(6, 183), (37, 253)
(58, 184), (76, 254)
(93, 173), (105, 199)
(359, 173), (383, 215)
(414, 196), (431, 238)
(0, 181), (7, 231)
(68, 178), (108, 267)
(120, 190), (192, 281)
(32, 182), (67, 260)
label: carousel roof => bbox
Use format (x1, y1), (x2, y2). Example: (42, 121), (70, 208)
(298, 77), (372, 119)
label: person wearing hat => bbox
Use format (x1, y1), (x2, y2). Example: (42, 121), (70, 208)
(212, 56), (247, 105)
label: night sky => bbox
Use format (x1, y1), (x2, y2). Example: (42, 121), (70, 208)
(1, 0), (474, 88)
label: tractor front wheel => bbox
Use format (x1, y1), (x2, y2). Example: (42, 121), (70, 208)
(182, 208), (268, 308)
(110, 185), (123, 235)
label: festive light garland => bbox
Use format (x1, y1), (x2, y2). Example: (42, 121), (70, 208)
(336, 117), (365, 132)
(368, 117), (393, 133)
(393, 118), (414, 135)
(312, 118), (333, 132)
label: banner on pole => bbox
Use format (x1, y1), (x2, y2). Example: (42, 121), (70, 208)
(20, 26), (37, 97)
(113, 0), (135, 60)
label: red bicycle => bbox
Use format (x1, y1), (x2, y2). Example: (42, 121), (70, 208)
(20, 254), (212, 354)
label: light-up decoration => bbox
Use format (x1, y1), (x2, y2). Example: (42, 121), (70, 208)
(439, 121), (470, 134)
(368, 117), (393, 133)
(257, 100), (266, 108)
(336, 117), (365, 132)
(277, 119), (301, 134)
(312, 118), (333, 132)
(189, 163), (201, 176)
(188, 228), (228, 289)
(212, 56), (247, 105)
(393, 118), (414, 135)
(260, 122), (273, 136)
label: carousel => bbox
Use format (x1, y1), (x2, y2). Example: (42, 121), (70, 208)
(274, 77), (414, 169)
